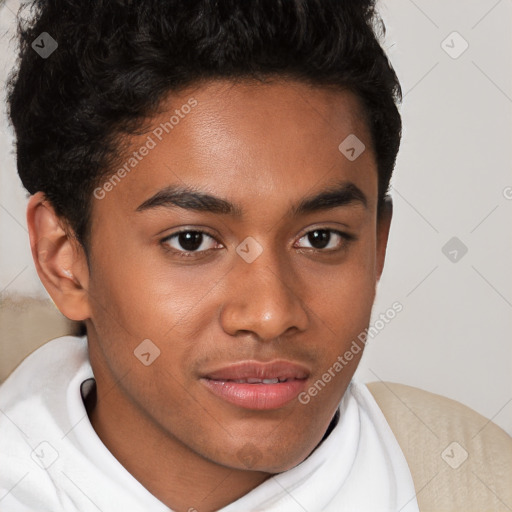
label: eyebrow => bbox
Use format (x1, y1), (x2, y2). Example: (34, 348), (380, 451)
(135, 181), (368, 217)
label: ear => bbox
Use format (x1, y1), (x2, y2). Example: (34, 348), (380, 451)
(26, 191), (92, 321)
(375, 195), (393, 282)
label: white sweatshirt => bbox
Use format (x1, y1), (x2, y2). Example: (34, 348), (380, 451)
(0, 336), (419, 512)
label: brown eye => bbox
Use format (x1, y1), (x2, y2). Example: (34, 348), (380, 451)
(161, 230), (219, 254)
(307, 230), (331, 249)
(296, 229), (353, 251)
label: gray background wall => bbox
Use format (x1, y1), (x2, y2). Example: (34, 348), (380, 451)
(354, 0), (512, 436)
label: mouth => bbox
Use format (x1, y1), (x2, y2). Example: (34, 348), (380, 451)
(200, 361), (310, 410)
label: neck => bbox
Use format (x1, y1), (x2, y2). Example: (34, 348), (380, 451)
(87, 379), (270, 512)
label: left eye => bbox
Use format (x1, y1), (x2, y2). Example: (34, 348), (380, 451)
(295, 229), (350, 251)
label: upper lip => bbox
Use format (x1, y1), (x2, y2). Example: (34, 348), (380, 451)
(201, 360), (310, 381)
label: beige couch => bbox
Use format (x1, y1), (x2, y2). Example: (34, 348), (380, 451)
(1, 297), (511, 511)
(0, 297), (80, 381)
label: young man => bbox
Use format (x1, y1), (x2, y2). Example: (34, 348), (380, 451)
(1, 1), (509, 511)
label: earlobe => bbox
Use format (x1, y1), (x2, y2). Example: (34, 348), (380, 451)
(26, 192), (91, 321)
(376, 195), (393, 282)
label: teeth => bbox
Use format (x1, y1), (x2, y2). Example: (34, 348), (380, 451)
(230, 378), (283, 384)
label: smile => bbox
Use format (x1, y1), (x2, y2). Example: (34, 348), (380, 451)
(200, 360), (310, 410)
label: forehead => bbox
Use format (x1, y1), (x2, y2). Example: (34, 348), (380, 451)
(91, 79), (377, 222)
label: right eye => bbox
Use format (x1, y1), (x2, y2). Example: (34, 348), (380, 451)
(161, 229), (222, 256)
(160, 230), (222, 257)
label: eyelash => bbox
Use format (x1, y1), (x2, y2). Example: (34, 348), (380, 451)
(160, 228), (355, 258)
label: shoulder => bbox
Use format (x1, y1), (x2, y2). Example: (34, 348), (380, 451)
(0, 334), (90, 423)
(0, 335), (92, 509)
(1, 335), (88, 391)
(366, 381), (512, 511)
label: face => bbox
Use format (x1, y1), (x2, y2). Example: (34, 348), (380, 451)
(75, 80), (389, 473)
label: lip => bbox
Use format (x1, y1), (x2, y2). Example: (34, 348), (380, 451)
(200, 360), (310, 410)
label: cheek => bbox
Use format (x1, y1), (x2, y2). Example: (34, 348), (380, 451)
(311, 233), (377, 312)
(87, 232), (191, 330)
(304, 235), (377, 367)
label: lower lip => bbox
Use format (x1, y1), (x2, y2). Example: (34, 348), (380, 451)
(200, 378), (308, 410)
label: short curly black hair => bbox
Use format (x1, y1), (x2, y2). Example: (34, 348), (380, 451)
(7, 0), (402, 259)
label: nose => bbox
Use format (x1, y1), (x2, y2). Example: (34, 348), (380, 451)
(219, 247), (309, 342)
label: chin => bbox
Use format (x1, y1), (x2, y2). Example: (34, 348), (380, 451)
(249, 453), (311, 474)
(222, 438), (315, 474)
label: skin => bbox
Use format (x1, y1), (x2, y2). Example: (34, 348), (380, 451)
(27, 79), (392, 512)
